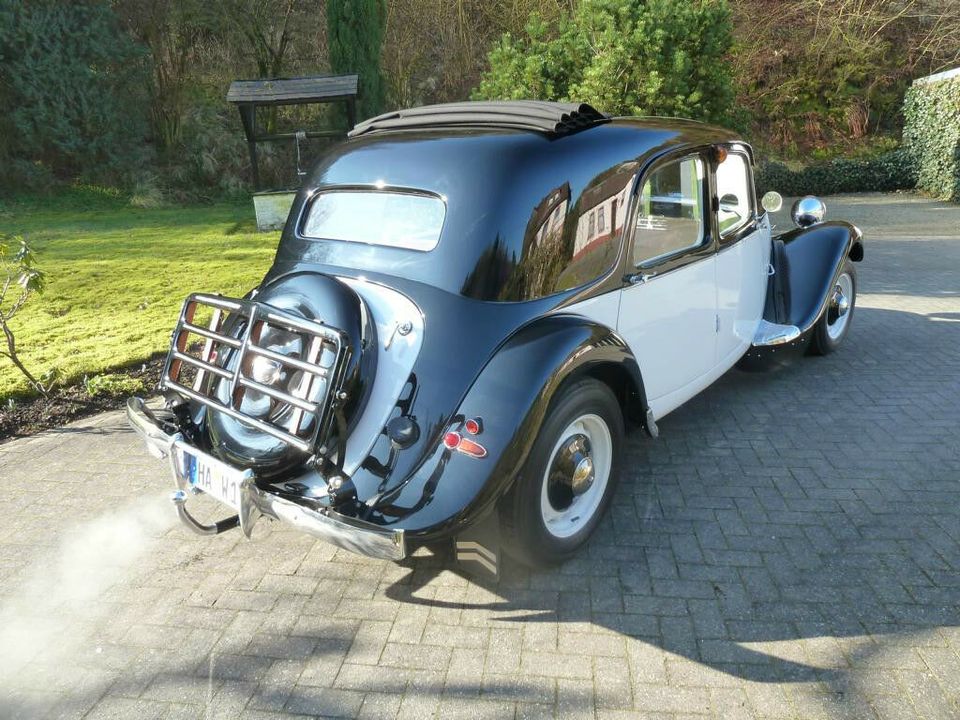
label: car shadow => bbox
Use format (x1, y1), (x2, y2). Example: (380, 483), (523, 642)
(384, 304), (960, 693)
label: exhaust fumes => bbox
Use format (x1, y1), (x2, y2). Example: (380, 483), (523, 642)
(0, 493), (175, 693)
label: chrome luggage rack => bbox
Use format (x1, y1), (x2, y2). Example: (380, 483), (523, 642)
(161, 293), (350, 454)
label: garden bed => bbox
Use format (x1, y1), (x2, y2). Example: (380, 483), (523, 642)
(0, 355), (165, 442)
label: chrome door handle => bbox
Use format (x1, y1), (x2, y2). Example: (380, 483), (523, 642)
(623, 272), (655, 285)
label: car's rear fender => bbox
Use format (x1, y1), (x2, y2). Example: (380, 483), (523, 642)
(768, 220), (863, 330)
(376, 315), (648, 541)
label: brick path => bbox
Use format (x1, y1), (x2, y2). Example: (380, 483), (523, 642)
(1, 193), (959, 719)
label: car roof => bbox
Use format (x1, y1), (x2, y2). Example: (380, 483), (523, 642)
(348, 100), (743, 149)
(276, 106), (747, 301)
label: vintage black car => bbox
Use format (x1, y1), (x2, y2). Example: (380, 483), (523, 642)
(128, 101), (863, 577)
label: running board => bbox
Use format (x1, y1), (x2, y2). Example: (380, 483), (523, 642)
(752, 320), (801, 347)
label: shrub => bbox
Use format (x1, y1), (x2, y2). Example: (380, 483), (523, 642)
(84, 373), (146, 399)
(755, 148), (917, 198)
(0, 234), (52, 395)
(903, 72), (960, 202)
(474, 0), (734, 124)
(0, 0), (148, 188)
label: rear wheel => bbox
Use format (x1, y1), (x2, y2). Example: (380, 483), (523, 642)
(500, 378), (623, 568)
(810, 260), (856, 355)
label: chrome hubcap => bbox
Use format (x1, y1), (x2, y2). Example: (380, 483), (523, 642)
(826, 272), (853, 341)
(540, 414), (612, 539)
(571, 456), (595, 495)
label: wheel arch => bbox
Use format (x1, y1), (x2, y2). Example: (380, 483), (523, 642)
(575, 356), (649, 429)
(386, 315), (652, 542)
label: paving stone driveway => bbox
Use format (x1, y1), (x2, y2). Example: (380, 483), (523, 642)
(1, 193), (959, 720)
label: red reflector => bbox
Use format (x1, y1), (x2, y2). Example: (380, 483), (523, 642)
(464, 418), (482, 435)
(456, 437), (487, 458)
(443, 431), (461, 450)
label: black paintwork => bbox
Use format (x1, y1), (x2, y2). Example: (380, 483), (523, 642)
(274, 118), (741, 304)
(771, 220), (863, 330)
(740, 220), (864, 372)
(188, 115), (867, 549)
(253, 265), (646, 541)
(249, 119), (740, 543)
(368, 316), (646, 540)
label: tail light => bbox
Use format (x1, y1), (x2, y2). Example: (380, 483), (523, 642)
(443, 425), (487, 458)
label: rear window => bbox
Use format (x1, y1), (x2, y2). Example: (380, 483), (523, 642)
(301, 190), (445, 251)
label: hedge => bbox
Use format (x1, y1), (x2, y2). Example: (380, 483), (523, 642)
(755, 148), (917, 198)
(903, 72), (960, 202)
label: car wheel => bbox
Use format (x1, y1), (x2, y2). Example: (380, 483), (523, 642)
(810, 260), (856, 356)
(500, 378), (623, 568)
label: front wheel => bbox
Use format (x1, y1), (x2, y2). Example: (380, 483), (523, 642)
(500, 378), (624, 568)
(810, 260), (857, 356)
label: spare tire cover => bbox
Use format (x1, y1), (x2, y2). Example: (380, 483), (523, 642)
(206, 272), (377, 476)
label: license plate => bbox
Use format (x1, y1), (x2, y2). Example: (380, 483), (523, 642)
(178, 448), (245, 511)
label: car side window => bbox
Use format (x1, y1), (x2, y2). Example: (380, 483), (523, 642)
(716, 152), (754, 237)
(632, 156), (705, 267)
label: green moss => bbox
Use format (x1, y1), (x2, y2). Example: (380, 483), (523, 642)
(0, 199), (277, 399)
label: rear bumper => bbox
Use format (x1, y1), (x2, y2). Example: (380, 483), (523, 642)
(125, 396), (406, 561)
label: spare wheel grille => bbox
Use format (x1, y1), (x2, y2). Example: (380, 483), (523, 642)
(161, 293), (350, 454)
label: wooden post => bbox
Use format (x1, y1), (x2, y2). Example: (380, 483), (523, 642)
(347, 97), (357, 129)
(238, 104), (261, 191)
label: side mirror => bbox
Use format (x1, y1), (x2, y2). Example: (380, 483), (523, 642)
(791, 196), (826, 228)
(719, 193), (739, 208)
(761, 191), (783, 213)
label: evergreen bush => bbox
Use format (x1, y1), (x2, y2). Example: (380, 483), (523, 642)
(0, 0), (148, 189)
(903, 72), (960, 202)
(473, 0), (734, 124)
(755, 148), (917, 198)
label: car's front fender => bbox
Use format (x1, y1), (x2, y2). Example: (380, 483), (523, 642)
(375, 315), (646, 541)
(777, 220), (863, 331)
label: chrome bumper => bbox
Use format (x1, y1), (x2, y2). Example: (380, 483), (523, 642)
(125, 397), (406, 561)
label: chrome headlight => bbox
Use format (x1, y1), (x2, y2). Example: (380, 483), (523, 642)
(791, 196), (826, 228)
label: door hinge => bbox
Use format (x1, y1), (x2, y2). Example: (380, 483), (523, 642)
(715, 314), (720, 333)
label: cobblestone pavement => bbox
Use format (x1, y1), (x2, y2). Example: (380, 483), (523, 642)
(1, 193), (959, 719)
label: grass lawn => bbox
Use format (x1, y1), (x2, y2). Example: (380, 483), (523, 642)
(0, 189), (279, 399)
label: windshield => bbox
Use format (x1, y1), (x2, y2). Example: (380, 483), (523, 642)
(301, 190), (445, 252)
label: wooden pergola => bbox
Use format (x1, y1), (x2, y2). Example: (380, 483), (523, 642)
(226, 74), (359, 191)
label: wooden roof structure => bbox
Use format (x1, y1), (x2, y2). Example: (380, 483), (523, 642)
(227, 75), (359, 106)
(226, 74), (359, 191)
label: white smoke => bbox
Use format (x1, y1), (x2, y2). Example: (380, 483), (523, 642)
(0, 493), (175, 685)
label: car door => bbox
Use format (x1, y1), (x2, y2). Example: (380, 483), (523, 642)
(714, 149), (771, 367)
(616, 152), (717, 419)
